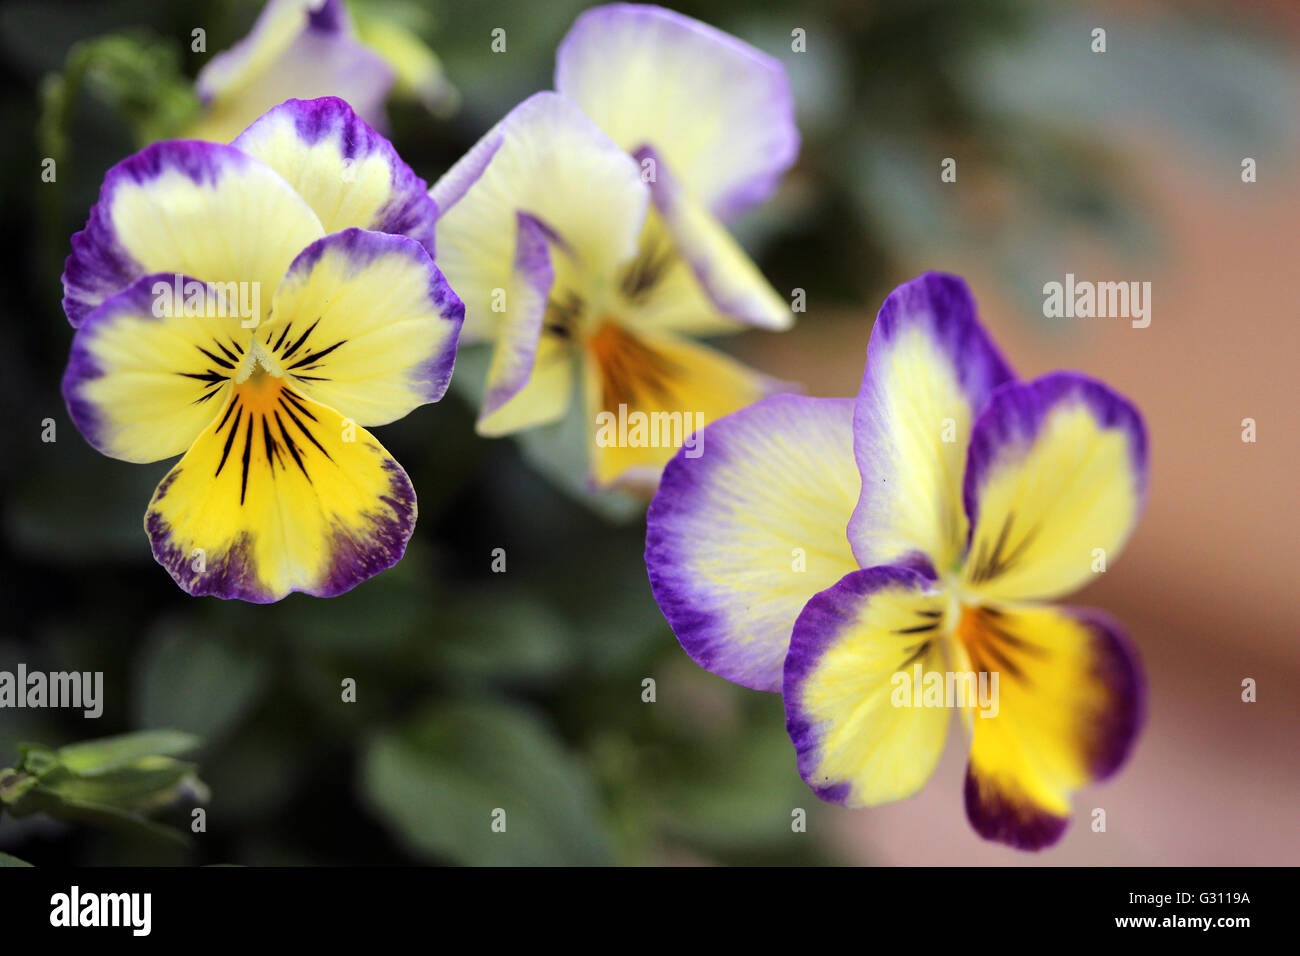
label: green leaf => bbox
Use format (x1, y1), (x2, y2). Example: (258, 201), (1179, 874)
(31, 795), (192, 849)
(360, 699), (612, 865)
(40, 758), (201, 811)
(39, 31), (199, 160)
(133, 624), (270, 745)
(56, 730), (199, 775)
(431, 589), (576, 683)
(0, 851), (33, 867)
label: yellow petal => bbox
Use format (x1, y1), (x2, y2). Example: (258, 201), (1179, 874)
(956, 602), (1143, 849)
(146, 378), (415, 602)
(784, 567), (951, 806)
(582, 325), (778, 490)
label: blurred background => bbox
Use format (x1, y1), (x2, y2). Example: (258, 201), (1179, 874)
(0, 0), (1296, 865)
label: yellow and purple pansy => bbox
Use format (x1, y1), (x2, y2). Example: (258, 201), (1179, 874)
(61, 97), (463, 603)
(645, 272), (1148, 849)
(432, 3), (798, 492)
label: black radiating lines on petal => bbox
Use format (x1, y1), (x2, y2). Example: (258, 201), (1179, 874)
(276, 407), (331, 463)
(274, 412), (310, 480)
(544, 290), (585, 340)
(272, 322), (293, 352)
(969, 512), (1041, 584)
(978, 608), (1048, 659)
(214, 404), (243, 477)
(280, 318), (321, 362)
(620, 235), (677, 302)
(280, 390), (318, 422)
(196, 346), (235, 370)
(262, 417), (284, 473)
(899, 641), (932, 671)
(238, 414), (255, 504)
(178, 370), (227, 384)
(215, 338), (243, 365)
(287, 339), (346, 370)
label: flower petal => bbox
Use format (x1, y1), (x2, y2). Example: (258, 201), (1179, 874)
(63, 275), (252, 463)
(256, 228), (463, 427)
(615, 207), (746, 337)
(477, 213), (556, 432)
(351, 10), (458, 114)
(635, 146), (791, 331)
(62, 141), (324, 326)
(477, 337), (576, 438)
(646, 395), (859, 692)
(784, 567), (950, 806)
(583, 327), (781, 490)
(555, 3), (798, 218)
(957, 603), (1144, 849)
(848, 272), (1015, 575)
(145, 380), (415, 602)
(190, 0), (392, 144)
(961, 372), (1148, 602)
(232, 97), (438, 254)
(431, 92), (647, 344)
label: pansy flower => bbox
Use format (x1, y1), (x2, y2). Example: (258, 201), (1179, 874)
(61, 97), (463, 602)
(431, 3), (798, 492)
(646, 273), (1147, 849)
(188, 0), (455, 144)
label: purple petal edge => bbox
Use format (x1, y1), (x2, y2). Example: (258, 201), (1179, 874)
(864, 271), (1016, 409)
(234, 96), (439, 256)
(280, 227), (464, 404)
(555, 3), (799, 219)
(62, 273), (220, 456)
(479, 212), (556, 420)
(146, 453), (416, 603)
(963, 606), (1144, 851)
(196, 0), (350, 105)
(783, 565), (932, 805)
(62, 141), (259, 326)
(848, 271), (1015, 567)
(645, 394), (853, 693)
(961, 371), (1149, 550)
(963, 771), (1070, 851)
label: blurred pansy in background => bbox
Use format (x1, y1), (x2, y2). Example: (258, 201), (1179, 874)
(434, 4), (798, 502)
(34, 0), (457, 158)
(188, 0), (457, 143)
(60, 97), (463, 601)
(645, 273), (1148, 849)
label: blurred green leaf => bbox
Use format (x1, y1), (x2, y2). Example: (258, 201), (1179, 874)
(43, 757), (201, 810)
(133, 624), (270, 746)
(4, 447), (159, 563)
(361, 699), (611, 865)
(39, 31), (198, 160)
(0, 851), (33, 867)
(57, 729), (199, 774)
(3, 730), (205, 849)
(967, 11), (1300, 163)
(652, 714), (818, 853)
(431, 588), (575, 683)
